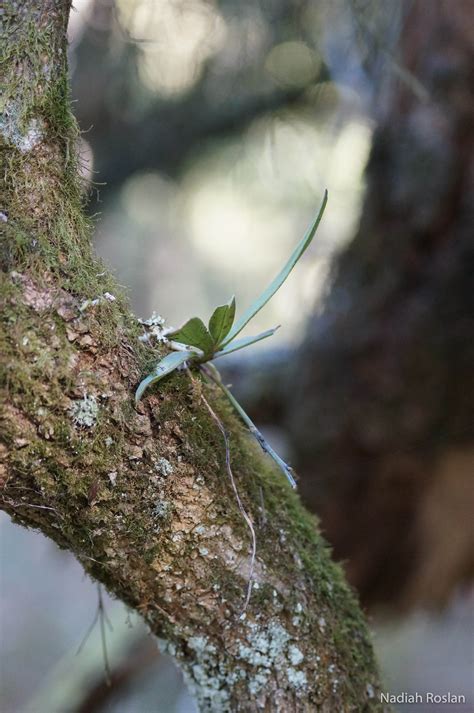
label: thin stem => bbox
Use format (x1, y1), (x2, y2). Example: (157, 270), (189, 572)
(202, 364), (297, 489)
(77, 585), (112, 686)
(4, 497), (62, 517)
(98, 585), (112, 686)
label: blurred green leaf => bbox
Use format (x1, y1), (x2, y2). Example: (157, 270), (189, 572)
(208, 296), (236, 346)
(221, 190), (328, 347)
(214, 326), (280, 358)
(135, 350), (195, 401)
(167, 317), (214, 357)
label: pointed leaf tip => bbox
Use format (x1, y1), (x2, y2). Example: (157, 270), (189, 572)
(221, 191), (328, 347)
(209, 296), (236, 346)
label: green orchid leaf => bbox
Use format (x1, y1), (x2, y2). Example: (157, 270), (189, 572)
(221, 190), (328, 347)
(208, 296), (236, 346)
(135, 350), (195, 401)
(166, 317), (214, 358)
(213, 326), (280, 358)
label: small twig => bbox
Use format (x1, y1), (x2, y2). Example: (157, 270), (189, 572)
(3, 497), (62, 517)
(76, 552), (107, 566)
(77, 584), (112, 685)
(76, 603), (100, 656)
(188, 369), (256, 611)
(98, 585), (112, 685)
(99, 585), (114, 634)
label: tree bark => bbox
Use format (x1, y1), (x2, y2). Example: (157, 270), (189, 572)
(284, 0), (474, 611)
(0, 2), (386, 711)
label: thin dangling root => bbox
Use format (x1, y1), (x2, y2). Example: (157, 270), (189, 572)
(189, 369), (256, 612)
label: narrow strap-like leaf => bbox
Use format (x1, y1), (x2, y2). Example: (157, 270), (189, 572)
(213, 326), (279, 358)
(135, 350), (195, 401)
(221, 190), (328, 348)
(202, 364), (297, 489)
(208, 296), (236, 346)
(166, 317), (214, 359)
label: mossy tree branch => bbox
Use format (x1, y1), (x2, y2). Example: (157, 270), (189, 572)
(1, 2), (386, 710)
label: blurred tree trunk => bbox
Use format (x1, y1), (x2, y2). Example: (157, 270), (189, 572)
(286, 0), (474, 611)
(1, 2), (386, 711)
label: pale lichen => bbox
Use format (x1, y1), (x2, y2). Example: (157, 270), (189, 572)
(288, 644), (304, 666)
(184, 635), (232, 711)
(366, 683), (375, 699)
(138, 312), (170, 343)
(70, 394), (98, 428)
(1, 110), (44, 153)
(292, 601), (304, 627)
(153, 500), (170, 518)
(237, 619), (308, 698)
(155, 457), (174, 477)
(287, 667), (308, 691)
(79, 292), (117, 312)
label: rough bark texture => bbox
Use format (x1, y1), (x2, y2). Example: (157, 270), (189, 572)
(0, 2), (386, 711)
(284, 0), (474, 611)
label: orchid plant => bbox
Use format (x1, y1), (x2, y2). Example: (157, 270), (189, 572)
(136, 190), (328, 488)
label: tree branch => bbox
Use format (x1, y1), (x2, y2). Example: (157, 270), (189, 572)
(1, 2), (386, 710)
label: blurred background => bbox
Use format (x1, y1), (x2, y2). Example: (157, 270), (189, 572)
(1, 0), (473, 710)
